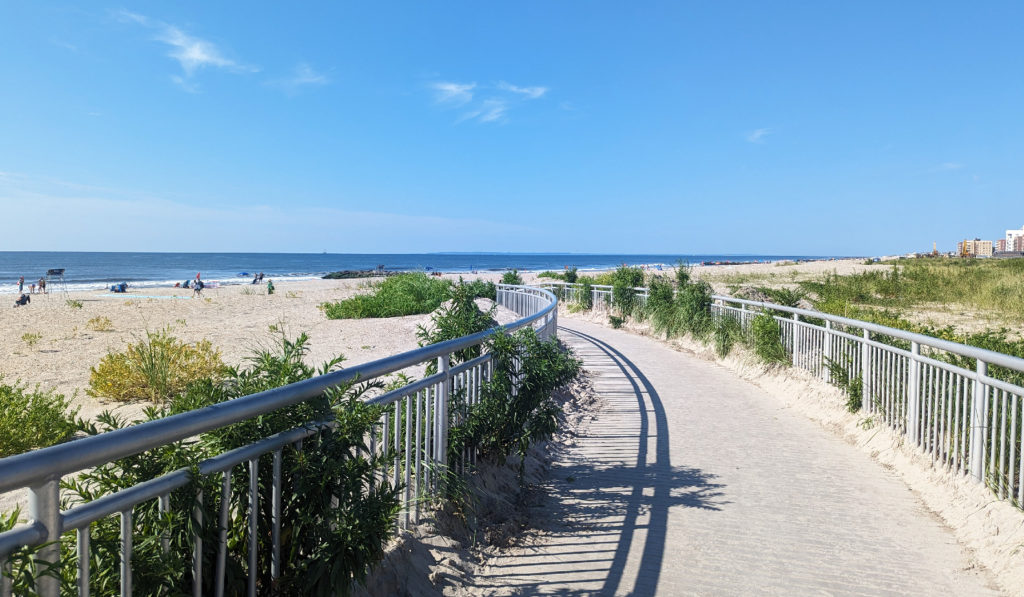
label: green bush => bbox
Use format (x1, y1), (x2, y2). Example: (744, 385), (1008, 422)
(462, 278), (497, 301)
(536, 271), (562, 280)
(751, 313), (789, 365)
(712, 316), (743, 358)
(418, 282), (497, 373)
(564, 266), (578, 284)
(448, 329), (581, 478)
(321, 273), (451, 319)
(609, 315), (625, 329)
(611, 266), (644, 316)
(50, 334), (400, 596)
(88, 329), (226, 403)
(676, 280), (713, 338)
(501, 270), (524, 285)
(0, 381), (83, 458)
(575, 277), (595, 310)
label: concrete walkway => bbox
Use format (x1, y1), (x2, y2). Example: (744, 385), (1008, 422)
(474, 318), (1001, 596)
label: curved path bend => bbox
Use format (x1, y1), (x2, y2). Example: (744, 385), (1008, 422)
(474, 317), (1001, 596)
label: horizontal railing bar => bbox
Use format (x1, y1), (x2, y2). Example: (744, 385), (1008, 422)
(717, 295), (1024, 372)
(365, 372), (446, 407)
(61, 471), (190, 533)
(0, 287), (556, 494)
(0, 523), (44, 558)
(449, 353), (492, 377)
(56, 424), (326, 533)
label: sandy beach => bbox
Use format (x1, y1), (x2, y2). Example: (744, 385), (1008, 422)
(0, 259), (871, 426)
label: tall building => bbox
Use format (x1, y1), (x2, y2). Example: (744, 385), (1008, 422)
(996, 239), (1007, 252)
(1006, 225), (1024, 251)
(958, 238), (993, 257)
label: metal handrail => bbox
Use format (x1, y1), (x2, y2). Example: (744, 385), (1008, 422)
(544, 278), (1023, 510)
(0, 285), (554, 494)
(711, 295), (1024, 373)
(0, 283), (558, 597)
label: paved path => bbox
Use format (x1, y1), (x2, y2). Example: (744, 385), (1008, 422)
(474, 318), (1001, 596)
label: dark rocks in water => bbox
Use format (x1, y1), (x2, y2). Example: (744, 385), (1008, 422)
(322, 270), (394, 280)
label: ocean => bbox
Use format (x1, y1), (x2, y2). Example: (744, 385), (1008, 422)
(0, 252), (838, 294)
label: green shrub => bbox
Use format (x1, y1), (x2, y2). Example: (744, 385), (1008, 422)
(501, 270), (524, 285)
(564, 266), (578, 284)
(609, 315), (625, 329)
(537, 271), (562, 280)
(448, 329), (581, 478)
(575, 277), (595, 310)
(0, 381), (83, 458)
(754, 286), (805, 308)
(52, 333), (400, 596)
(611, 266), (644, 316)
(675, 261), (692, 288)
(321, 273), (451, 319)
(750, 313), (789, 365)
(676, 280), (713, 338)
(88, 329), (226, 402)
(463, 278), (497, 301)
(712, 316), (743, 358)
(417, 282), (496, 373)
(66, 299), (83, 309)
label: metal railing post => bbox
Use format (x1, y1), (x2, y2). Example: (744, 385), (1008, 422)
(437, 354), (450, 475)
(28, 478), (60, 597)
(970, 359), (988, 483)
(908, 342), (921, 443)
(791, 313), (800, 367)
(861, 329), (870, 413)
(824, 320), (833, 383)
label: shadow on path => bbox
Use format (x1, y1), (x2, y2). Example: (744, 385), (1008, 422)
(477, 326), (726, 595)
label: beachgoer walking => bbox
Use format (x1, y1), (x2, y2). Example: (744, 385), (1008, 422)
(252, 274), (259, 285)
(38, 278), (46, 294)
(30, 283), (35, 294)
(258, 272), (264, 282)
(193, 278), (204, 298)
(17, 276), (24, 293)
(267, 280), (275, 295)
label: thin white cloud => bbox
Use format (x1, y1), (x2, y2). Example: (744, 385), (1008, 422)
(116, 10), (257, 90)
(433, 81), (476, 105)
(157, 25), (254, 76)
(461, 99), (508, 124)
(267, 63), (329, 94)
(430, 79), (550, 124)
(747, 128), (772, 143)
(939, 162), (964, 171)
(497, 81), (547, 99)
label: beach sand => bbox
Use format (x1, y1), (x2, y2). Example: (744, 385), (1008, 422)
(0, 260), (870, 426)
(0, 273), (520, 426)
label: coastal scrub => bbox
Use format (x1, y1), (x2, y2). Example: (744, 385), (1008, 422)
(320, 272), (451, 319)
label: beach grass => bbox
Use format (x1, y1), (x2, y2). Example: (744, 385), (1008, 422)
(320, 272), (451, 319)
(800, 258), (1024, 323)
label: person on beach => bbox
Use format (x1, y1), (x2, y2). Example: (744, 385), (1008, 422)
(17, 276), (24, 293)
(13, 293), (30, 307)
(193, 278), (204, 298)
(258, 272), (264, 282)
(29, 283), (35, 294)
(266, 279), (274, 295)
(252, 274), (259, 285)
(38, 278), (46, 294)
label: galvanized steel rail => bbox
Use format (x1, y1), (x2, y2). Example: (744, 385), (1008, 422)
(542, 279), (1024, 511)
(0, 283), (557, 597)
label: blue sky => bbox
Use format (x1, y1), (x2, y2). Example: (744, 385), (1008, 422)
(1, 2), (1022, 255)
